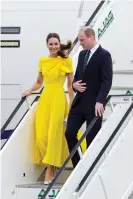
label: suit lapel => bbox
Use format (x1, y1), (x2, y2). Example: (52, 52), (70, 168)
(83, 46), (102, 78)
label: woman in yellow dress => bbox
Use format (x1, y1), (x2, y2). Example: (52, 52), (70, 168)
(23, 33), (86, 184)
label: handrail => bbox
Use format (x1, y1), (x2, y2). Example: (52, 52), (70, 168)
(41, 95), (133, 199)
(1, 96), (26, 134)
(75, 102), (133, 194)
(0, 93), (41, 135)
(41, 95), (111, 199)
(0, 90), (68, 150)
(0, 95), (41, 149)
(0, 90), (67, 136)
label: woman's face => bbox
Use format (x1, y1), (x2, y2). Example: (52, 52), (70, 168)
(47, 37), (60, 56)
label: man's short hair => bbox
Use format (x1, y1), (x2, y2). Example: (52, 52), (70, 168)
(79, 27), (95, 38)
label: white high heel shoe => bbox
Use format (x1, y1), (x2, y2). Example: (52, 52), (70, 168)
(43, 180), (52, 185)
(44, 167), (57, 185)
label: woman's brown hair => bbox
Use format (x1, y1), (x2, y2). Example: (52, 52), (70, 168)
(46, 33), (72, 58)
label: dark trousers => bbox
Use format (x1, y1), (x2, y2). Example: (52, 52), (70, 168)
(65, 106), (102, 168)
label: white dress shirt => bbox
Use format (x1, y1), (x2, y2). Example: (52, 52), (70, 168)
(87, 43), (99, 65)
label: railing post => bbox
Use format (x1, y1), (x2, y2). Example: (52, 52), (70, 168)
(77, 0), (84, 34)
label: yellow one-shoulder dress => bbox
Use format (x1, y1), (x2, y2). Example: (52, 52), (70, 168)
(34, 56), (86, 167)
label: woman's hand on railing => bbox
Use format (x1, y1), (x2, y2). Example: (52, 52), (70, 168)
(22, 89), (32, 97)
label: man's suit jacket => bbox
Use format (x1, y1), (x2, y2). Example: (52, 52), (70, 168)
(72, 45), (113, 111)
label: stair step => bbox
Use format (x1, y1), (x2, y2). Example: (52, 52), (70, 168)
(17, 182), (63, 189)
(16, 168), (73, 199)
(38, 167), (73, 184)
(16, 183), (62, 199)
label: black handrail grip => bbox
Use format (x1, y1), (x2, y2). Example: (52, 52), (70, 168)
(41, 95), (111, 199)
(31, 92), (42, 95)
(75, 102), (133, 193)
(85, 1), (105, 26)
(1, 97), (26, 134)
(107, 94), (133, 97)
(31, 87), (44, 95)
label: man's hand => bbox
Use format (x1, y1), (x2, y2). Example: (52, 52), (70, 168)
(73, 80), (87, 92)
(95, 102), (104, 117)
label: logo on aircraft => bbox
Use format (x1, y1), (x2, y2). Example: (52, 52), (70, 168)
(98, 10), (114, 39)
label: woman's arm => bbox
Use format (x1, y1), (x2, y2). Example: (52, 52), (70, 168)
(67, 73), (74, 107)
(23, 72), (43, 97)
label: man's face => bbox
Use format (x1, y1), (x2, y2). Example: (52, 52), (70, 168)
(78, 31), (93, 49)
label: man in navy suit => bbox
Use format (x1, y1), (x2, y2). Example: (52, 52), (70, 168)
(65, 27), (113, 168)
